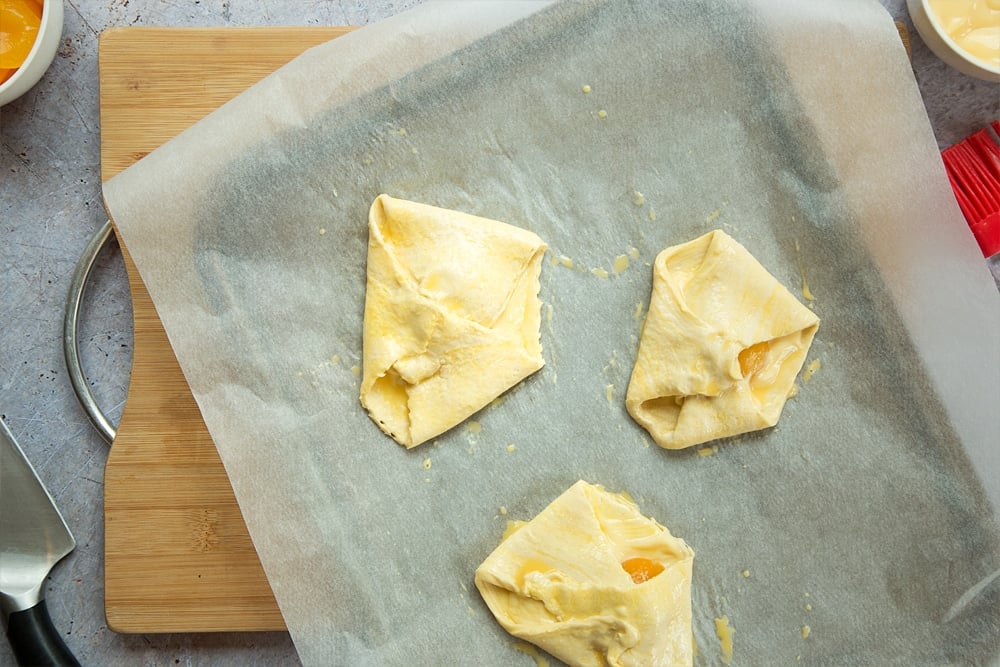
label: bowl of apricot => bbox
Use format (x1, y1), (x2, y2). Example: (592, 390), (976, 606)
(0, 0), (64, 106)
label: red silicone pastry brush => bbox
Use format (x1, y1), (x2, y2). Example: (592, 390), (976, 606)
(942, 120), (1000, 288)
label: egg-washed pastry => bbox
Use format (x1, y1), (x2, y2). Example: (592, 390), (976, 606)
(626, 229), (819, 450)
(475, 480), (694, 667)
(360, 194), (546, 448)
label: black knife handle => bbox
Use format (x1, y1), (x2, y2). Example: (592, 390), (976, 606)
(6, 600), (80, 667)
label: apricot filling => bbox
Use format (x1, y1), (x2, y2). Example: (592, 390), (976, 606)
(738, 340), (771, 377)
(621, 557), (665, 584)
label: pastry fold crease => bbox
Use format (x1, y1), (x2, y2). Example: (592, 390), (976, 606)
(361, 194), (546, 448)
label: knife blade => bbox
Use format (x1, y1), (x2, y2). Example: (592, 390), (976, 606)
(0, 420), (80, 667)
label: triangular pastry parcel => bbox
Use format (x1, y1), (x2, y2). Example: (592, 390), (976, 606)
(475, 481), (695, 667)
(360, 195), (546, 448)
(626, 230), (819, 450)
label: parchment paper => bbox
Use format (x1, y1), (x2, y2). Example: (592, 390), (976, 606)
(103, 0), (1000, 664)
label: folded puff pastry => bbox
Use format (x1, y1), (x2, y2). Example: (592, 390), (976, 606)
(475, 481), (695, 667)
(360, 195), (546, 448)
(626, 230), (819, 450)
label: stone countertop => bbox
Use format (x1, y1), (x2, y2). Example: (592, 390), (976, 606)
(1, 1), (997, 665)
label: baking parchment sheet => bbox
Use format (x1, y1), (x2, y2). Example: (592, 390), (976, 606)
(103, 0), (1000, 664)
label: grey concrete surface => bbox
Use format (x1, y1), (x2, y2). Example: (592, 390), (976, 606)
(1, 1), (997, 665)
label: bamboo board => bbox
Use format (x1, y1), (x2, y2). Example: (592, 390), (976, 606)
(100, 26), (353, 633)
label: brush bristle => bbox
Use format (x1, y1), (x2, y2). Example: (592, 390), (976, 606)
(943, 121), (1000, 257)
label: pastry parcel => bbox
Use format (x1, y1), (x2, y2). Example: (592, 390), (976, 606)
(475, 480), (695, 667)
(360, 195), (546, 448)
(626, 230), (819, 449)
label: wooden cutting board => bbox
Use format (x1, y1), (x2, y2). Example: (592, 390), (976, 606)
(100, 26), (353, 634)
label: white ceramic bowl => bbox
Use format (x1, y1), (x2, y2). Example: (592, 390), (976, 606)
(906, 0), (1000, 82)
(0, 0), (65, 106)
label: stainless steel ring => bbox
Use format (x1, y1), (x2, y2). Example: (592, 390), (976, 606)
(63, 219), (118, 444)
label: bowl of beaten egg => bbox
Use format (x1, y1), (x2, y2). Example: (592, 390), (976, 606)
(0, 0), (64, 106)
(907, 0), (1000, 82)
